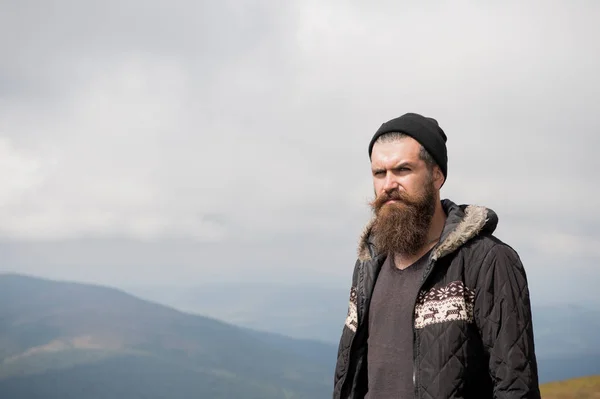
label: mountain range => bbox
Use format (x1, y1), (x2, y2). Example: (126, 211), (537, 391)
(0, 273), (335, 398)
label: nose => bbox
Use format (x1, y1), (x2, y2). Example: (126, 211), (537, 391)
(383, 171), (398, 192)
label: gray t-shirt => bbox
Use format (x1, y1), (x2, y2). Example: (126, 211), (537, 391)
(365, 249), (432, 399)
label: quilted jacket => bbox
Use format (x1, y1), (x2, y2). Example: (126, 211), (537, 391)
(332, 199), (541, 399)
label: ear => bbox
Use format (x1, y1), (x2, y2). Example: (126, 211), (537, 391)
(433, 166), (445, 190)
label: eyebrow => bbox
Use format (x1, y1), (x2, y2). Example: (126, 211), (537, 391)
(372, 161), (414, 174)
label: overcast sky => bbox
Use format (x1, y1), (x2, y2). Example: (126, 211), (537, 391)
(0, 1), (598, 305)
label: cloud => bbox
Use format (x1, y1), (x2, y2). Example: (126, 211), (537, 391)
(0, 1), (598, 288)
(0, 138), (45, 205)
(0, 56), (227, 241)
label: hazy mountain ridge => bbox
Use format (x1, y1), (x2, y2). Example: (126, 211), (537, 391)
(127, 281), (350, 343)
(128, 281), (600, 384)
(0, 273), (334, 398)
(127, 281), (600, 346)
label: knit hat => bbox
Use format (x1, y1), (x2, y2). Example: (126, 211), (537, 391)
(368, 112), (448, 181)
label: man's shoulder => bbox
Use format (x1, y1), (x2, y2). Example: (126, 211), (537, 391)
(463, 231), (519, 258)
(460, 233), (524, 278)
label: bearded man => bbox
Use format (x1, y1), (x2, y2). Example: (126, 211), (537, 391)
(332, 113), (541, 399)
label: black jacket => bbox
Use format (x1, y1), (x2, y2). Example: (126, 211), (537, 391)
(333, 199), (541, 399)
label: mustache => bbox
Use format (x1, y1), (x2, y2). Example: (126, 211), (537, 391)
(370, 189), (413, 212)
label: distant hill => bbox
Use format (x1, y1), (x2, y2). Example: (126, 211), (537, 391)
(129, 282), (600, 384)
(541, 375), (600, 399)
(127, 281), (350, 343)
(0, 273), (335, 399)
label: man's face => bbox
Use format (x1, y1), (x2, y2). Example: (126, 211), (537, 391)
(369, 136), (443, 256)
(370, 136), (440, 205)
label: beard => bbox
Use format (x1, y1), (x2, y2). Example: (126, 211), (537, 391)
(369, 177), (437, 257)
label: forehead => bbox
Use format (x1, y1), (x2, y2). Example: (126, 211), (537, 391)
(370, 135), (421, 166)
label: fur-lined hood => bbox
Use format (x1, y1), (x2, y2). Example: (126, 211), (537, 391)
(357, 199), (498, 262)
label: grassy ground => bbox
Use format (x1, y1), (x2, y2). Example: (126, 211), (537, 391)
(541, 375), (600, 399)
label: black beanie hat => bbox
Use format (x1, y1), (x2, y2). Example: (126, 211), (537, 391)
(368, 112), (448, 181)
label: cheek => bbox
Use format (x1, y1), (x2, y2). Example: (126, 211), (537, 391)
(399, 178), (419, 195)
(373, 179), (385, 194)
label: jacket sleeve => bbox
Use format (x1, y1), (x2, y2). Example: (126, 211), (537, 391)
(333, 260), (361, 399)
(474, 244), (541, 399)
